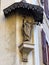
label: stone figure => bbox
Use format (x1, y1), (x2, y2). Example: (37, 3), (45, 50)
(22, 20), (32, 41)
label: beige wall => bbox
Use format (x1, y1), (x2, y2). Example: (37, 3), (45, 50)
(0, 14), (16, 65)
(0, 11), (35, 65)
(38, 27), (45, 65)
(1, 0), (15, 10)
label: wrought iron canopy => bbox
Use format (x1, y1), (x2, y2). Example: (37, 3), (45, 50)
(3, 1), (43, 23)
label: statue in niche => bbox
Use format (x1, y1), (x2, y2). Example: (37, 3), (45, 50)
(22, 19), (32, 41)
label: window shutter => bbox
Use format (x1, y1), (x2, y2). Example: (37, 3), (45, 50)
(46, 41), (49, 65)
(44, 0), (49, 19)
(41, 29), (47, 65)
(47, 44), (49, 65)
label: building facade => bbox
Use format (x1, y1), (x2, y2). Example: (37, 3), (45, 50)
(0, 0), (49, 65)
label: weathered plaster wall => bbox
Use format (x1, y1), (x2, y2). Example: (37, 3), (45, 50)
(1, 0), (15, 10)
(0, 14), (16, 65)
(38, 26), (45, 65)
(0, 13), (35, 65)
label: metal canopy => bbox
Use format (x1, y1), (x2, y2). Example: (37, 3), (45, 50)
(3, 1), (43, 23)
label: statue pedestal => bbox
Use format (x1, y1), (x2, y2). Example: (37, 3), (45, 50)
(19, 42), (34, 62)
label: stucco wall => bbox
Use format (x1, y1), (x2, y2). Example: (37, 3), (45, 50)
(0, 14), (16, 65)
(1, 0), (15, 10)
(0, 13), (35, 65)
